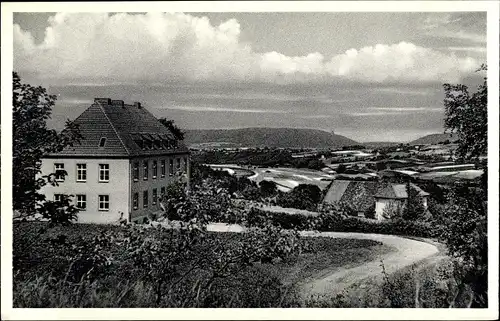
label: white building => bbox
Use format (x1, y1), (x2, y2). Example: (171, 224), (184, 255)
(39, 98), (190, 224)
(374, 184), (429, 220)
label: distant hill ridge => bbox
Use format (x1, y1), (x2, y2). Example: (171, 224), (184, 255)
(409, 133), (456, 145)
(184, 127), (358, 148)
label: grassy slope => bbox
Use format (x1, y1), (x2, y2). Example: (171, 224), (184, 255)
(274, 236), (394, 287)
(13, 222), (392, 307)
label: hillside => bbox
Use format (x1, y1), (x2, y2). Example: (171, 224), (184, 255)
(409, 133), (457, 145)
(363, 142), (400, 148)
(184, 128), (358, 148)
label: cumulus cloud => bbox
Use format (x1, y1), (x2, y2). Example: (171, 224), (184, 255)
(14, 12), (480, 84)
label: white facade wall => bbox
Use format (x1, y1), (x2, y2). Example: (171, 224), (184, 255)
(39, 158), (130, 224)
(375, 199), (397, 221)
(129, 154), (190, 223)
(375, 197), (429, 221)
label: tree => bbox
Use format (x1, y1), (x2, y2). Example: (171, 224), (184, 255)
(443, 64), (487, 160)
(441, 186), (487, 307)
(375, 162), (387, 171)
(440, 64), (488, 307)
(336, 164), (347, 174)
(402, 181), (425, 221)
(259, 180), (277, 197)
(37, 194), (80, 225)
(306, 158), (325, 170)
(382, 201), (405, 220)
(276, 184), (322, 211)
(159, 118), (185, 141)
(13, 72), (82, 214)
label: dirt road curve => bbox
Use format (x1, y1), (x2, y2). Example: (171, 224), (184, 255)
(206, 224), (440, 303)
(298, 231), (440, 301)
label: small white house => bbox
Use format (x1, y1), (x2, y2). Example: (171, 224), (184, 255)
(374, 183), (429, 220)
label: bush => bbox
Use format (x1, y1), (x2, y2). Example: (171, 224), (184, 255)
(37, 195), (80, 225)
(13, 219), (306, 308)
(315, 216), (438, 238)
(259, 180), (277, 197)
(245, 208), (311, 230)
(438, 184), (487, 307)
(402, 182), (426, 221)
(336, 164), (347, 173)
(242, 207), (438, 238)
(382, 201), (404, 220)
(276, 184), (322, 211)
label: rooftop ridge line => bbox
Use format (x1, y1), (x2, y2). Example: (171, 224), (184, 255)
(95, 101), (131, 155)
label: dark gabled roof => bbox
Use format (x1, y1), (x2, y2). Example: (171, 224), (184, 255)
(323, 180), (351, 204)
(341, 181), (380, 212)
(47, 98), (189, 158)
(323, 180), (428, 212)
(374, 183), (429, 199)
(323, 180), (381, 212)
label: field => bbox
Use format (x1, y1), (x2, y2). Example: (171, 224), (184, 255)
(248, 167), (334, 192)
(13, 222), (392, 308)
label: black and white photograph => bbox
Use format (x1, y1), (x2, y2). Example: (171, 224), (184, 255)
(1, 1), (498, 320)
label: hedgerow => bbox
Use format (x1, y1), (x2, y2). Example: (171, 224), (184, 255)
(242, 208), (440, 238)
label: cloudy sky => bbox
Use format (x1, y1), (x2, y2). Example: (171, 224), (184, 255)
(13, 12), (486, 142)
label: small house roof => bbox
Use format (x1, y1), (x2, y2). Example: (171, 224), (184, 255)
(374, 183), (429, 199)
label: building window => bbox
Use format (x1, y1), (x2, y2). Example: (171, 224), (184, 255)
(184, 157), (188, 173)
(152, 188), (157, 205)
(143, 190), (148, 208)
(143, 160), (148, 180)
(161, 160), (166, 177)
(76, 194), (87, 210)
(152, 160), (158, 178)
(99, 164), (110, 182)
(76, 163), (87, 182)
(54, 194), (63, 203)
(133, 162), (139, 181)
(98, 137), (107, 148)
(176, 158), (181, 173)
(133, 193), (138, 210)
(98, 195), (110, 211)
(169, 159), (173, 176)
(160, 186), (166, 198)
(54, 163), (65, 181)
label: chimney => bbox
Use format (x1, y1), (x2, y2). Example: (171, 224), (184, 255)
(111, 100), (124, 108)
(94, 98), (111, 105)
(134, 102), (142, 109)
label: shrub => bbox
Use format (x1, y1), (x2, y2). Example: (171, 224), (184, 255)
(402, 182), (426, 221)
(382, 201), (405, 220)
(37, 195), (80, 225)
(242, 206), (437, 238)
(13, 219), (306, 308)
(316, 216), (437, 238)
(245, 208), (311, 230)
(276, 184), (322, 211)
(438, 184), (487, 307)
(259, 180), (277, 197)
(336, 164), (347, 173)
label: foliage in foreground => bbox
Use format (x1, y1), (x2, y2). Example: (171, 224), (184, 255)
(13, 222), (387, 308)
(12, 72), (82, 215)
(308, 258), (477, 308)
(13, 218), (305, 308)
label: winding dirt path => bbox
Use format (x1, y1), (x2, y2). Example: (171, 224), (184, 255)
(298, 231), (440, 301)
(205, 224), (440, 302)
(200, 223), (442, 304)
